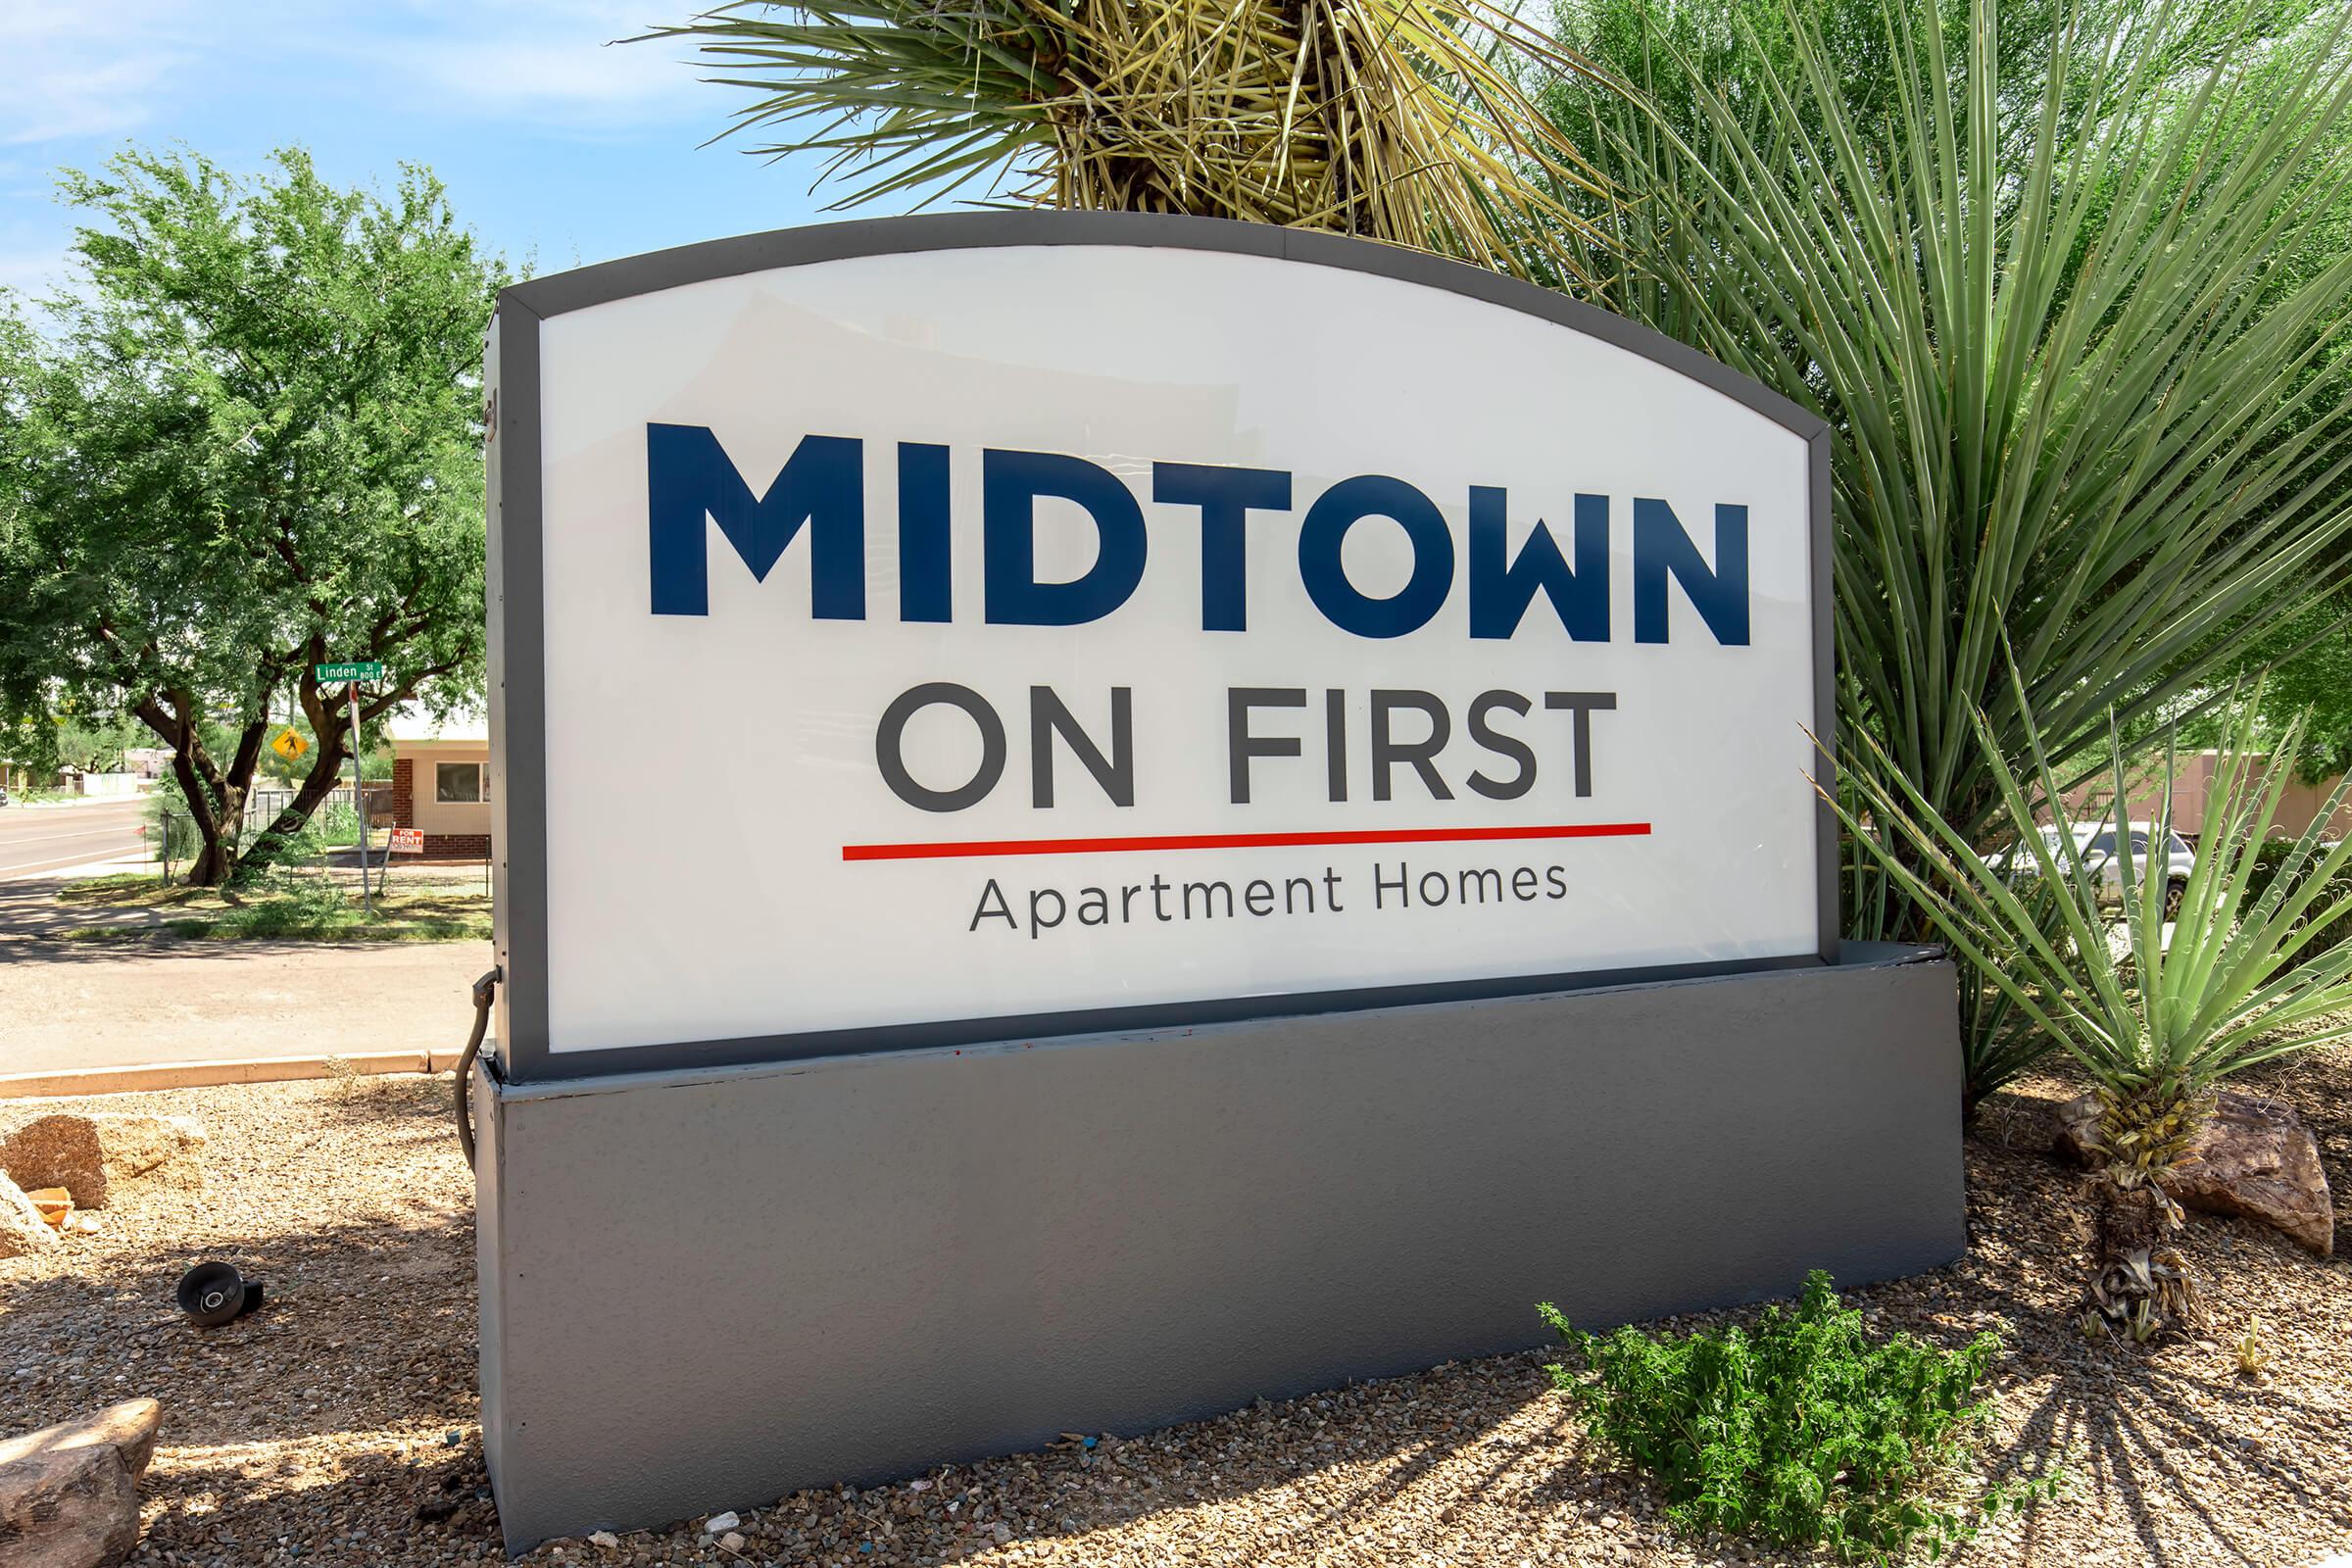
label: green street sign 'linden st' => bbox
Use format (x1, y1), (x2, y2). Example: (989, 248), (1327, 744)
(315, 661), (385, 682)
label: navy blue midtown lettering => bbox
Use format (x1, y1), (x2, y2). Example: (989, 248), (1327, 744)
(647, 424), (864, 618)
(646, 426), (1753, 646)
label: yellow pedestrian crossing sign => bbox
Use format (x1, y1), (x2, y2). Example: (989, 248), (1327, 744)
(271, 728), (309, 761)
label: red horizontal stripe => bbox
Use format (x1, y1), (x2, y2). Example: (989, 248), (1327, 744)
(842, 821), (1651, 861)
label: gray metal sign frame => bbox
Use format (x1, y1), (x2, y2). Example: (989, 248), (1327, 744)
(486, 211), (1838, 1084)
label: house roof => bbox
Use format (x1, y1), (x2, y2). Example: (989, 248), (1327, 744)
(388, 706), (488, 744)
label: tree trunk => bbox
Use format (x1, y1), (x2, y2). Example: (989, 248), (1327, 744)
(144, 703), (235, 886)
(2077, 1084), (2209, 1342)
(134, 692), (270, 887)
(235, 688), (354, 879)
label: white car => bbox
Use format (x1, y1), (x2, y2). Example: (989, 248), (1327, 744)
(1996, 822), (2197, 918)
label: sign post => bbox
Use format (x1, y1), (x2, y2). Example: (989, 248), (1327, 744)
(315, 662), (385, 915)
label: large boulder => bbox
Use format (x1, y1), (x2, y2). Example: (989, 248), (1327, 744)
(0, 1398), (162, 1568)
(2055, 1091), (2334, 1256)
(0, 1115), (205, 1209)
(0, 1173), (57, 1260)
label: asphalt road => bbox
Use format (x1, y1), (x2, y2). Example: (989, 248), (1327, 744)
(0, 797), (151, 881)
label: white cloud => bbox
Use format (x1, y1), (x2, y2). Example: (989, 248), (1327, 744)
(0, 1), (192, 145)
(382, 31), (709, 126)
(310, 0), (716, 130)
(0, 247), (71, 298)
(0, 0), (719, 148)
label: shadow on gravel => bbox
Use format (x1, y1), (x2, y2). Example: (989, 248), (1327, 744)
(1953, 1068), (2352, 1568)
(0, 1081), (476, 1464)
(1986, 1345), (2339, 1568)
(131, 1440), (509, 1563)
(0, 1204), (476, 1450)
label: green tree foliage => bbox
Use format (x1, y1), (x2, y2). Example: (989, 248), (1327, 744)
(2183, 606), (2352, 782)
(0, 710), (144, 777)
(0, 148), (505, 885)
(1547, 0), (2328, 165)
(1539, 0), (2352, 1102)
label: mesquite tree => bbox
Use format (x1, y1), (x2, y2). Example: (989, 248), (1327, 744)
(0, 148), (504, 884)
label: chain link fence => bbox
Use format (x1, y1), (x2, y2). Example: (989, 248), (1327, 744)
(150, 782), (485, 898)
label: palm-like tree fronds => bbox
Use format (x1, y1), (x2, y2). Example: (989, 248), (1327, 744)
(1550, 0), (2352, 1095)
(1828, 668), (2352, 1332)
(1831, 674), (2352, 1149)
(635, 0), (1613, 280)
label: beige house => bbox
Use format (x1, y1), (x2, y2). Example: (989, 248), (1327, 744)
(2059, 750), (2352, 844)
(390, 714), (492, 858)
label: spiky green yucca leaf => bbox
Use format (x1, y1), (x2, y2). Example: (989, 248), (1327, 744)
(1551, 0), (2352, 1097)
(636, 0), (1612, 280)
(1829, 674), (2352, 1155)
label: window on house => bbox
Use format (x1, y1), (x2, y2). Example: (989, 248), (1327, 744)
(435, 761), (489, 804)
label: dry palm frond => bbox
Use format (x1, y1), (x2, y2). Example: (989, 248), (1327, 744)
(634, 0), (1613, 281)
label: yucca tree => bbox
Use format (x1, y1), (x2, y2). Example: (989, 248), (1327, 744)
(634, 0), (1612, 280)
(1544, 0), (2352, 1102)
(1832, 677), (2352, 1336)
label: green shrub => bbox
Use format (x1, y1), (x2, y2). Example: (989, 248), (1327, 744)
(1540, 1273), (2043, 1559)
(145, 791), (201, 863)
(232, 800), (364, 885)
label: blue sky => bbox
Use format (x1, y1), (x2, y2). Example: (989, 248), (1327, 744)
(0, 0), (946, 301)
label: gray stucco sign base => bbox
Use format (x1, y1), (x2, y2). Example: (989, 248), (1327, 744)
(472, 943), (1961, 1551)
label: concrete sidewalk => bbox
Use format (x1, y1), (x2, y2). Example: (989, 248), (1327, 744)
(0, 872), (491, 1075)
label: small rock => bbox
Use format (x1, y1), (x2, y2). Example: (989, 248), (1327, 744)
(0, 1114), (205, 1209)
(703, 1510), (740, 1534)
(0, 1173), (57, 1259)
(2056, 1091), (2334, 1255)
(0, 1396), (162, 1568)
(587, 1531), (620, 1548)
(719, 1532), (745, 1552)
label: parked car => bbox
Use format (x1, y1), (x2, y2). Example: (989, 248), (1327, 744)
(1991, 821), (2196, 917)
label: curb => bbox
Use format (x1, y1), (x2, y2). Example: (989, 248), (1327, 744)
(0, 1051), (460, 1101)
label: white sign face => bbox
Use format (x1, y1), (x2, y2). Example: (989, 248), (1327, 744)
(521, 238), (1821, 1056)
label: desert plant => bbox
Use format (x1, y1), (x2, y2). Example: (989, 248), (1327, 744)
(1539, 1272), (2044, 1558)
(2243, 834), (2352, 955)
(633, 0), (1613, 281)
(1542, 0), (2352, 1103)
(1829, 677), (2352, 1337)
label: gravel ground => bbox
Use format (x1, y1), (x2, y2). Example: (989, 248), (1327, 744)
(2, 1049), (2347, 1568)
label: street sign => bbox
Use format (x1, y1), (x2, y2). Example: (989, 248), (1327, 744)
(270, 729), (309, 761)
(312, 661), (385, 912)
(389, 827), (426, 855)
